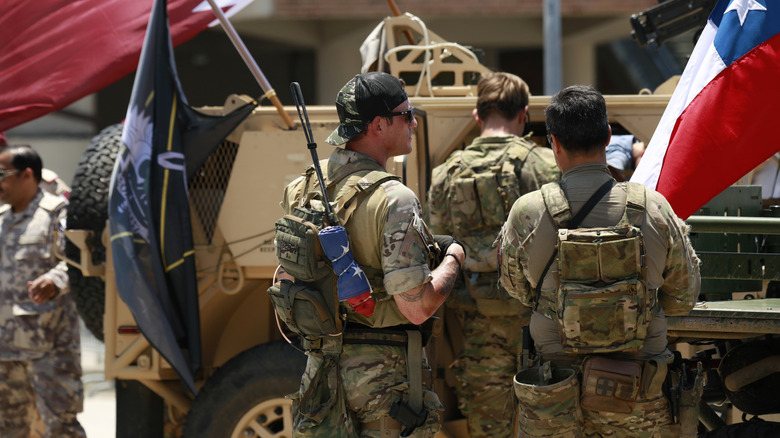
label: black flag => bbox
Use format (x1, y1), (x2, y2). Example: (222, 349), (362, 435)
(107, 0), (256, 394)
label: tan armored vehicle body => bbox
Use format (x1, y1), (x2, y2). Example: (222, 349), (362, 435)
(62, 13), (780, 438)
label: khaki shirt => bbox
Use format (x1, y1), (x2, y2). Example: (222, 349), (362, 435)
(281, 148), (435, 327)
(0, 190), (71, 359)
(499, 162), (701, 357)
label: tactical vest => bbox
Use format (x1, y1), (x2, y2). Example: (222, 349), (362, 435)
(539, 181), (656, 353)
(269, 165), (401, 339)
(443, 139), (534, 315)
(446, 140), (532, 240)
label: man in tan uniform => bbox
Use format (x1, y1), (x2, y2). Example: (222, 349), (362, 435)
(281, 72), (465, 437)
(498, 85), (700, 436)
(426, 72), (559, 437)
(0, 145), (85, 437)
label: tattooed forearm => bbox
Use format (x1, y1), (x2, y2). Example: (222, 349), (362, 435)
(399, 285), (426, 302)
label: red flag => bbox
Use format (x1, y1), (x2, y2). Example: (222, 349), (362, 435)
(631, 0), (780, 219)
(0, 0), (251, 132)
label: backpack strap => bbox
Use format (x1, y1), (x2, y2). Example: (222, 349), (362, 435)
(334, 170), (400, 225)
(540, 182), (572, 228)
(622, 182), (647, 227)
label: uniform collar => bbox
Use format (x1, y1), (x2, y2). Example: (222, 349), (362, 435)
(561, 162), (613, 185)
(328, 147), (386, 178)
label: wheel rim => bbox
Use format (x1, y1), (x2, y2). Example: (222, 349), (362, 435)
(230, 398), (293, 438)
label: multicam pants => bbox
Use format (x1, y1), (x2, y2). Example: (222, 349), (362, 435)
(450, 308), (530, 438)
(291, 340), (443, 438)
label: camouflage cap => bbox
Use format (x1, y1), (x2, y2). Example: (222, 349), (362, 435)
(326, 72), (408, 145)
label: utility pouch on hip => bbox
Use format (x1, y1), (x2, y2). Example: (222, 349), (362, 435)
(514, 361), (583, 437)
(267, 279), (342, 338)
(581, 356), (641, 414)
(640, 356), (668, 399)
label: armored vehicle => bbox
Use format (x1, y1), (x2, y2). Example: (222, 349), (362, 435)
(63, 12), (780, 438)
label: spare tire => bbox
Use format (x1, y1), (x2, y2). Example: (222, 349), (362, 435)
(67, 123), (123, 341)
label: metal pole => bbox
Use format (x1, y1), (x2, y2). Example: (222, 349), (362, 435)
(543, 0), (563, 95)
(205, 0), (295, 129)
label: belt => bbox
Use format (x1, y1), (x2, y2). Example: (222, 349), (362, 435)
(342, 330), (408, 347)
(363, 416), (402, 432)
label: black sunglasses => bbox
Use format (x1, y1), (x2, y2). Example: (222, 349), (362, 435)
(386, 107), (415, 124)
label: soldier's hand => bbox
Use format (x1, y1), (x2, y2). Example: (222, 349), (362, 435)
(433, 234), (465, 267)
(28, 276), (58, 304)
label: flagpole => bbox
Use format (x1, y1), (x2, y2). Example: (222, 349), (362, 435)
(205, 0), (295, 129)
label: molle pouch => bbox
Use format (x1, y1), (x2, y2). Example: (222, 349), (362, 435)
(275, 207), (331, 282)
(474, 168), (509, 228)
(557, 226), (642, 283)
(558, 279), (647, 353)
(580, 356), (641, 414)
(267, 279), (341, 338)
(513, 363), (583, 437)
(448, 176), (483, 232)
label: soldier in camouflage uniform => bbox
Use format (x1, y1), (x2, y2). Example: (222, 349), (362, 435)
(425, 72), (559, 437)
(0, 145), (85, 437)
(281, 72), (464, 437)
(498, 86), (700, 437)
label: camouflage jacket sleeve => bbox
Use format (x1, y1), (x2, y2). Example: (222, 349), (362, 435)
(424, 155), (457, 235)
(653, 192), (701, 316)
(382, 180), (435, 295)
(46, 206), (69, 295)
(498, 193), (537, 307)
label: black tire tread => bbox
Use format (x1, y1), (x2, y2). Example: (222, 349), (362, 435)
(66, 123), (123, 341)
(182, 342), (306, 437)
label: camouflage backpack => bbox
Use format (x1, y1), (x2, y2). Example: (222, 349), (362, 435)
(268, 166), (398, 340)
(540, 180), (655, 353)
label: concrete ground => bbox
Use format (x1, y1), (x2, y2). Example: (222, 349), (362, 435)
(77, 320), (116, 438)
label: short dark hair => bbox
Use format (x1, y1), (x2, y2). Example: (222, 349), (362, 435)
(476, 72), (530, 121)
(545, 85), (610, 154)
(6, 144), (43, 183)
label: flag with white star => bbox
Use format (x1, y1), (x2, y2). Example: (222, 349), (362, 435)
(632, 0), (780, 219)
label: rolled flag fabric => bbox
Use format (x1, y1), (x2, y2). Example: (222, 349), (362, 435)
(318, 225), (375, 316)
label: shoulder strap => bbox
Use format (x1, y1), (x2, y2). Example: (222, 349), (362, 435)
(534, 179), (615, 305)
(507, 137), (535, 163)
(540, 182), (571, 228)
(622, 182), (647, 227)
(334, 170), (400, 225)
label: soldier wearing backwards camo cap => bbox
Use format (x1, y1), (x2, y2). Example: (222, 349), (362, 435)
(281, 72), (464, 437)
(425, 72), (559, 437)
(498, 85), (700, 436)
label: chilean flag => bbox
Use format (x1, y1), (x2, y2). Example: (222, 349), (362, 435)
(631, 0), (780, 219)
(0, 0), (252, 132)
